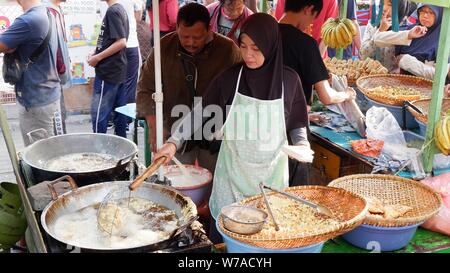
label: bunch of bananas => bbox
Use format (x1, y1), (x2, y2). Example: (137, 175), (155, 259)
(435, 113), (450, 155)
(321, 18), (357, 49)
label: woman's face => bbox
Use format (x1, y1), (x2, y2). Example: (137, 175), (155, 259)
(382, 0), (393, 19)
(223, 0), (245, 20)
(419, 6), (436, 28)
(240, 34), (265, 69)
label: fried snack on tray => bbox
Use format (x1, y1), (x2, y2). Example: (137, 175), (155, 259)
(367, 86), (423, 102)
(255, 195), (339, 238)
(324, 57), (389, 83)
(366, 197), (413, 220)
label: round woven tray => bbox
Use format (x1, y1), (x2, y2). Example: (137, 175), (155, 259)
(407, 98), (450, 124)
(329, 174), (442, 227)
(356, 74), (433, 106)
(217, 186), (368, 249)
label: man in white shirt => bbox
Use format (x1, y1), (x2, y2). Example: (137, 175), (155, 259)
(118, 0), (143, 109)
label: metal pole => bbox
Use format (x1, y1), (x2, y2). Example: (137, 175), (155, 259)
(152, 0), (164, 180)
(423, 6), (450, 172)
(337, 0), (348, 59)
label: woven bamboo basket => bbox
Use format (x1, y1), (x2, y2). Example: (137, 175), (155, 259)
(217, 186), (368, 249)
(407, 98), (450, 124)
(329, 174), (442, 227)
(356, 74), (433, 106)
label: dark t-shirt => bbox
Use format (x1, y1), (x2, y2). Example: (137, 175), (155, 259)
(95, 3), (129, 84)
(279, 24), (329, 104)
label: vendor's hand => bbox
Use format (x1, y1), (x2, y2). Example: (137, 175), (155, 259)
(379, 14), (392, 32)
(87, 54), (101, 67)
(408, 26), (427, 39)
(395, 54), (405, 66)
(154, 142), (177, 164)
(345, 88), (357, 101)
(309, 113), (328, 125)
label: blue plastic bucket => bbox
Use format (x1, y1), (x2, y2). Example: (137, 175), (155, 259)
(342, 223), (421, 252)
(366, 98), (418, 129)
(217, 222), (324, 253)
(416, 119), (427, 137)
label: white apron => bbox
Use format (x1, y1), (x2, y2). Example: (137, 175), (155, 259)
(209, 67), (289, 219)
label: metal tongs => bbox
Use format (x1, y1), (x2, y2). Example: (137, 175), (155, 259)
(261, 184), (334, 218)
(258, 183), (280, 231)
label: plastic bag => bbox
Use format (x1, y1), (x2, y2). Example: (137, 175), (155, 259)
(366, 106), (426, 179)
(421, 173), (450, 236)
(330, 75), (366, 136)
(366, 106), (407, 157)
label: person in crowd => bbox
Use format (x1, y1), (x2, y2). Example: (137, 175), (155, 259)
(47, 0), (72, 134)
(327, 0), (361, 60)
(153, 13), (309, 242)
(396, 4), (449, 81)
(207, 0), (253, 44)
(276, 0), (338, 57)
(148, 0), (179, 44)
(118, 0), (142, 120)
(136, 3), (241, 173)
(360, 0), (424, 72)
(0, 0), (60, 146)
(278, 0), (355, 186)
(88, 0), (129, 138)
(279, 0), (355, 106)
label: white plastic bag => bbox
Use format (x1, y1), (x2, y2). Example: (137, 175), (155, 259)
(330, 75), (366, 137)
(366, 106), (426, 179)
(366, 106), (407, 157)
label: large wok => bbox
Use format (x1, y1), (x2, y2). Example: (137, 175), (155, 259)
(41, 176), (198, 252)
(20, 133), (138, 186)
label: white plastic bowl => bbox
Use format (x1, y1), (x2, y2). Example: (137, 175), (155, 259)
(164, 165), (212, 206)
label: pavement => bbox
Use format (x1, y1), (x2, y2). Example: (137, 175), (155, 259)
(0, 103), (147, 183)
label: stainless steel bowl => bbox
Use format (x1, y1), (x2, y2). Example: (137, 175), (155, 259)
(221, 205), (268, 235)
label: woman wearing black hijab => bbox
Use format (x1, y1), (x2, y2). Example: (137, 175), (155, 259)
(360, 0), (426, 72)
(154, 13), (309, 222)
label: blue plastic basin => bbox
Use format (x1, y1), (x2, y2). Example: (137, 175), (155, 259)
(217, 221), (324, 253)
(342, 223), (421, 252)
(366, 98), (418, 129)
(416, 119), (427, 137)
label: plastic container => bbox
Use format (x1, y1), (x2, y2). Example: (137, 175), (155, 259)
(416, 118), (427, 137)
(217, 221), (324, 253)
(164, 165), (212, 206)
(366, 97), (418, 129)
(342, 223), (421, 251)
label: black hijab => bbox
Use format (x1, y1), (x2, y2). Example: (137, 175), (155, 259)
(238, 13), (284, 100)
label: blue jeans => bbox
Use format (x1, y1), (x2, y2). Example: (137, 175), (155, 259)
(91, 75), (128, 138)
(125, 47), (140, 104)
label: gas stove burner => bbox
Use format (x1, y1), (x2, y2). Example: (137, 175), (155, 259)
(146, 174), (172, 186)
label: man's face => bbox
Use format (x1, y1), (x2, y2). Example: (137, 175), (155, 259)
(223, 0), (245, 20)
(177, 21), (209, 55)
